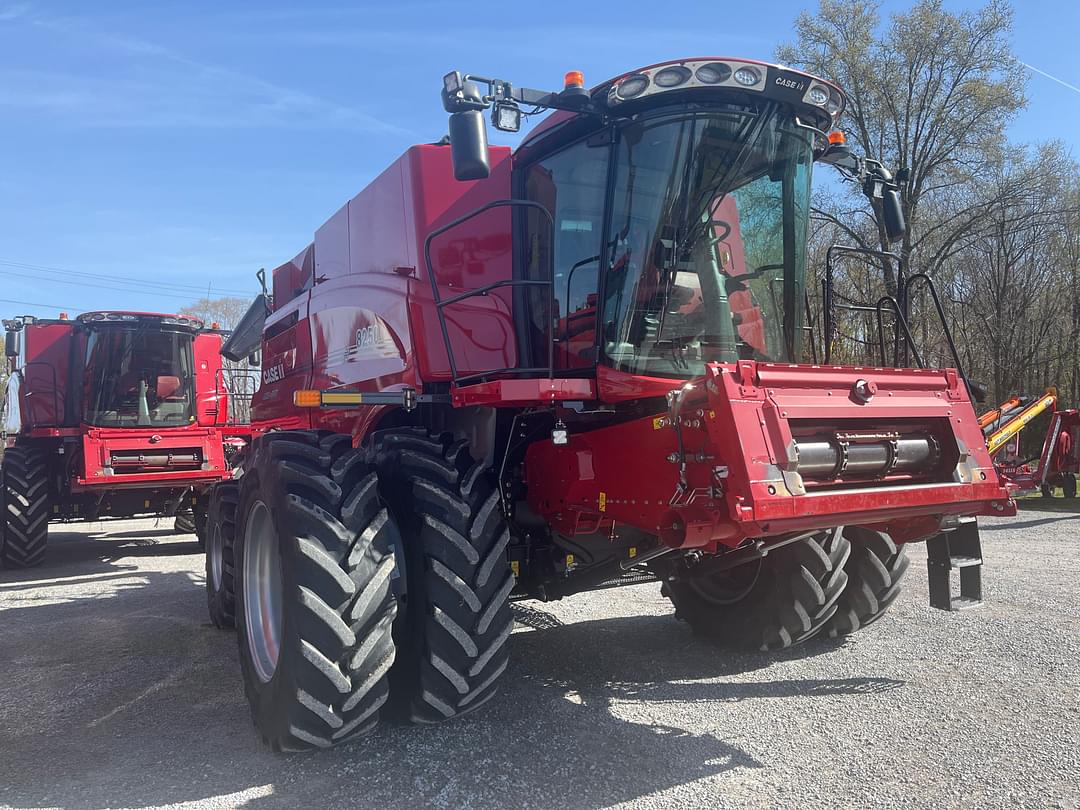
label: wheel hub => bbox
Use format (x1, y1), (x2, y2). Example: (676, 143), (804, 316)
(208, 521), (224, 590)
(243, 500), (284, 683)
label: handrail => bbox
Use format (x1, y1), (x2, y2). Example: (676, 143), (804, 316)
(903, 273), (967, 382)
(423, 199), (555, 385)
(823, 245), (904, 364)
(874, 296), (923, 368)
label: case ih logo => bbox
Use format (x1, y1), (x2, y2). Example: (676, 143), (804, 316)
(262, 363), (286, 385)
(774, 76), (806, 92)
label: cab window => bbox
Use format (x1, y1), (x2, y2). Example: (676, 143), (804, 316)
(522, 137), (609, 369)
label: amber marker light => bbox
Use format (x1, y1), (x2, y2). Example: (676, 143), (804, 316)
(293, 390), (322, 408)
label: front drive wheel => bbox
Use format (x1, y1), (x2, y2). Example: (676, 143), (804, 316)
(234, 432), (400, 750)
(663, 528), (850, 651)
(1, 443), (50, 569)
(371, 429), (514, 723)
(822, 527), (909, 638)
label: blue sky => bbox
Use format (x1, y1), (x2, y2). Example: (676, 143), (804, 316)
(1, 1), (1077, 318)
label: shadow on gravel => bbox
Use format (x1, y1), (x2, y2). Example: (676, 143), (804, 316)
(0, 531), (201, 587)
(0, 572), (901, 810)
(981, 513), (1080, 531)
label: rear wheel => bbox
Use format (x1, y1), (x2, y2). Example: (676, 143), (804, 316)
(370, 428), (514, 723)
(822, 528), (909, 638)
(663, 529), (850, 651)
(1, 443), (50, 569)
(206, 480), (240, 629)
(234, 431), (400, 750)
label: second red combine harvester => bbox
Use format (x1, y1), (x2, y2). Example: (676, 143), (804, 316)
(206, 58), (1014, 750)
(1, 311), (252, 567)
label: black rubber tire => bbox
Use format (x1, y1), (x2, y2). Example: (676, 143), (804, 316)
(663, 529), (850, 651)
(1042, 483), (1054, 498)
(1064, 474), (1077, 500)
(175, 497), (209, 548)
(193, 493), (209, 549)
(206, 480), (240, 629)
(1, 443), (50, 569)
(822, 527), (909, 638)
(370, 428), (514, 724)
(234, 431), (400, 750)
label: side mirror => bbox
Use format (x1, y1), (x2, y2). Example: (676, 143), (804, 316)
(880, 187), (906, 243)
(448, 110), (490, 181)
(4, 330), (19, 358)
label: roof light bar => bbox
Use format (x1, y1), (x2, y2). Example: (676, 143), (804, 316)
(605, 58), (844, 123)
(75, 312), (203, 328)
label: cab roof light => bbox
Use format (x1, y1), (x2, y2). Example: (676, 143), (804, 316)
(828, 130), (847, 145)
(604, 58), (844, 122)
(564, 70), (585, 89)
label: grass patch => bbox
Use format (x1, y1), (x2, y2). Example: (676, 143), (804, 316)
(1016, 493), (1080, 513)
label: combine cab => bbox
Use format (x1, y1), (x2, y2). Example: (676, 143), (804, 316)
(206, 58), (1013, 750)
(1, 311), (253, 567)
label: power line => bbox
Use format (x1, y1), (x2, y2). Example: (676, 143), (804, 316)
(0, 266), (249, 302)
(0, 258), (255, 297)
(0, 296), (82, 311)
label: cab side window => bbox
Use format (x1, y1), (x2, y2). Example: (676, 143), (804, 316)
(523, 138), (609, 369)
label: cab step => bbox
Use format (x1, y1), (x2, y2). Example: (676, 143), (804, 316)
(926, 517), (983, 611)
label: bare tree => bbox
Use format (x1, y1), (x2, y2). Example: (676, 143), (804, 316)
(180, 297), (252, 331)
(779, 0), (1026, 288)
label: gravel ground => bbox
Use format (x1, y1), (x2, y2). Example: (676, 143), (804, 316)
(0, 509), (1078, 810)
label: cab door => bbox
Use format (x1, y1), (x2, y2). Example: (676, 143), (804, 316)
(518, 134), (611, 372)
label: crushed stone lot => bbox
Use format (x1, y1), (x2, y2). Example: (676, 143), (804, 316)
(1, 510), (1078, 810)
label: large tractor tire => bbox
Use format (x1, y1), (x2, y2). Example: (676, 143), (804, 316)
(663, 528), (850, 651)
(370, 428), (514, 724)
(822, 527), (909, 639)
(1, 443), (50, 569)
(233, 431), (400, 750)
(206, 480), (240, 629)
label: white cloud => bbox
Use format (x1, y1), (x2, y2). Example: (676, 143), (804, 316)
(0, 8), (408, 133)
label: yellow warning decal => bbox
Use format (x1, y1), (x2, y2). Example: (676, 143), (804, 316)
(510, 560), (520, 577)
(652, 416), (666, 430)
(628, 547), (637, 559)
(598, 492), (607, 512)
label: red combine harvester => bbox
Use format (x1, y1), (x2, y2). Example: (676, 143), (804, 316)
(1, 311), (252, 567)
(206, 58), (1013, 750)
